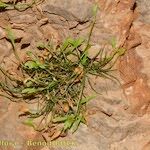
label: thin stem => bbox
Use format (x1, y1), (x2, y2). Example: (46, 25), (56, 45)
(76, 73), (85, 115)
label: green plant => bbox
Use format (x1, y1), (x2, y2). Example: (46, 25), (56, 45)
(0, 5), (125, 140)
(0, 1), (9, 9)
(0, 0), (41, 11)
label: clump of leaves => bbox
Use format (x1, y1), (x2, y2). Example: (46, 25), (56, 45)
(0, 0), (40, 12)
(0, 1), (9, 10)
(0, 5), (125, 140)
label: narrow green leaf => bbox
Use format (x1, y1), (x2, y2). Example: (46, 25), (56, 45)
(5, 27), (21, 61)
(0, 1), (9, 8)
(22, 118), (35, 128)
(5, 27), (15, 47)
(26, 51), (34, 57)
(69, 38), (84, 48)
(35, 60), (47, 69)
(26, 51), (38, 61)
(24, 80), (33, 87)
(81, 51), (88, 66)
(52, 116), (68, 123)
(71, 114), (82, 133)
(80, 95), (96, 104)
(81, 115), (86, 124)
(47, 81), (58, 90)
(61, 38), (73, 51)
(37, 42), (45, 50)
(117, 48), (126, 56)
(24, 60), (38, 69)
(111, 37), (117, 49)
(92, 4), (98, 16)
(64, 114), (75, 131)
(21, 87), (45, 94)
(21, 87), (38, 94)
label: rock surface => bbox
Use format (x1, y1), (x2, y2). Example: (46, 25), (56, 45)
(41, 0), (93, 23)
(0, 0), (150, 150)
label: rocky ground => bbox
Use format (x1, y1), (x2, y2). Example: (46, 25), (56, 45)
(0, 0), (150, 150)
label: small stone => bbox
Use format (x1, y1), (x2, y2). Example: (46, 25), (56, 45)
(88, 44), (102, 59)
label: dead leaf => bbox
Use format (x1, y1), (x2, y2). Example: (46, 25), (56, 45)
(50, 129), (62, 140)
(74, 66), (84, 83)
(49, 123), (64, 139)
(74, 66), (83, 75)
(63, 102), (70, 113)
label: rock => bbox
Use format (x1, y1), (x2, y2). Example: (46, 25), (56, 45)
(87, 44), (103, 59)
(37, 18), (49, 27)
(0, 102), (41, 150)
(20, 33), (32, 49)
(41, 0), (93, 23)
(40, 24), (60, 42)
(0, 97), (10, 118)
(7, 9), (37, 24)
(136, 0), (150, 24)
(24, 25), (44, 48)
(143, 142), (150, 150)
(0, 0), (150, 150)
(0, 39), (12, 63)
(0, 27), (6, 39)
(0, 13), (10, 28)
(119, 0), (150, 114)
(12, 29), (25, 41)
